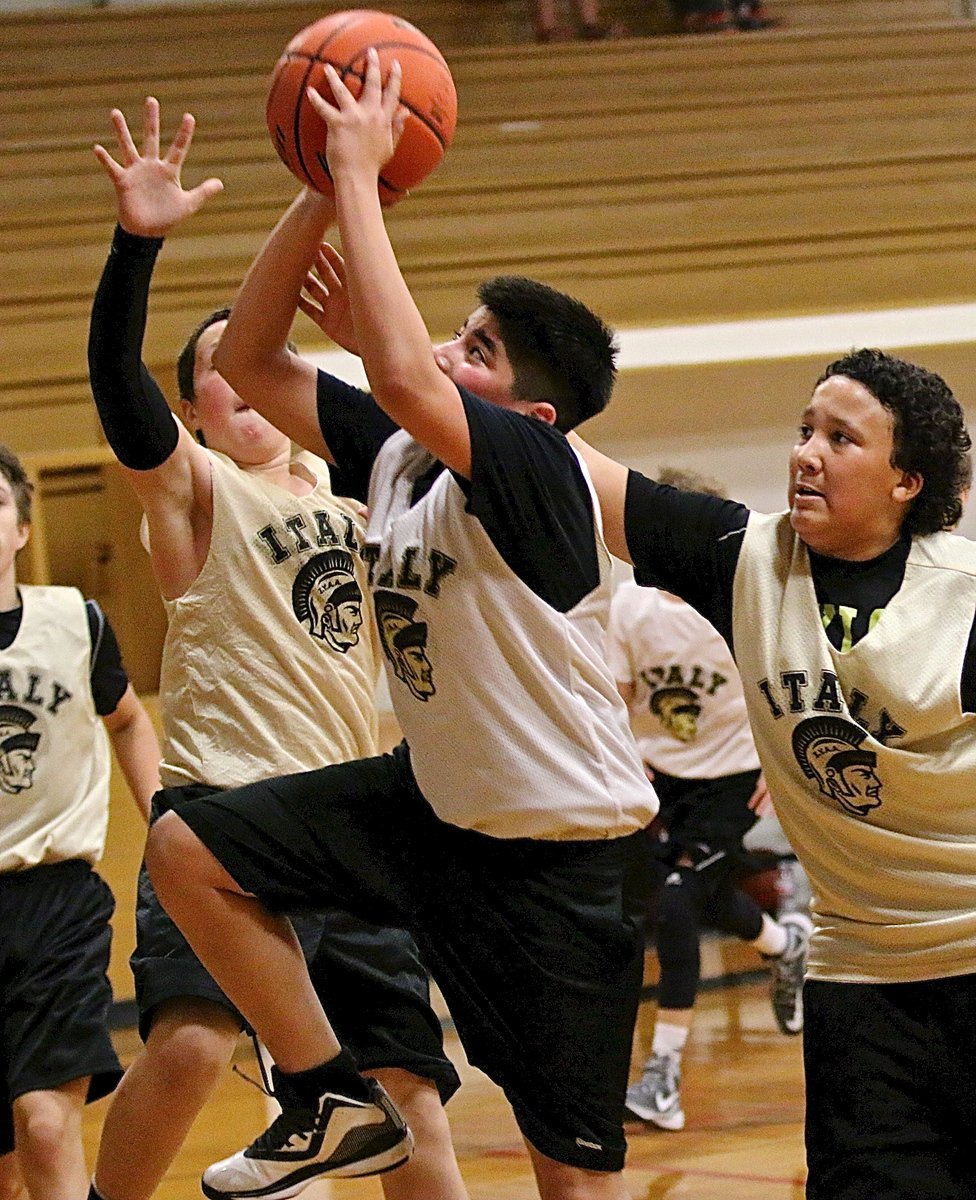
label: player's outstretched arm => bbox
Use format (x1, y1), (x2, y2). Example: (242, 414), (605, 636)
(310, 49), (473, 476)
(102, 684), (162, 823)
(90, 97), (223, 597)
(213, 189), (338, 460)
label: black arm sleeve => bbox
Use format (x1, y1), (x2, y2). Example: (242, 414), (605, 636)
(315, 369), (398, 502)
(85, 601), (129, 716)
(459, 387), (600, 611)
(624, 469), (750, 647)
(88, 225), (180, 471)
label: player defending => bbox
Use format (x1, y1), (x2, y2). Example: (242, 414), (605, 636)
(86, 99), (466, 1200)
(575, 352), (976, 1199)
(145, 52), (656, 1200)
(0, 446), (160, 1200)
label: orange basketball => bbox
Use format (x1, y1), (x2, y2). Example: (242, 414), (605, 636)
(266, 9), (457, 206)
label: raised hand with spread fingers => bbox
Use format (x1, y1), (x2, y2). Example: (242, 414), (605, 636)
(93, 96), (223, 238)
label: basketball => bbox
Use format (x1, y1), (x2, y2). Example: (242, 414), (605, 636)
(266, 9), (457, 205)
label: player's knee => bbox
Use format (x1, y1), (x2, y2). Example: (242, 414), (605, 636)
(12, 1095), (75, 1172)
(146, 1002), (239, 1088)
(528, 1153), (625, 1200)
(658, 866), (702, 924)
(145, 812), (206, 901)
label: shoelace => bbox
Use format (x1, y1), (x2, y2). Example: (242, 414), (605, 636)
(247, 1104), (318, 1154)
(231, 1034), (276, 1098)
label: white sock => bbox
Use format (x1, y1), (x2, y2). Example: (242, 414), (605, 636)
(651, 1020), (689, 1060)
(751, 912), (788, 957)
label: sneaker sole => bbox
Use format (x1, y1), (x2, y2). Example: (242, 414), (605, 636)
(201, 1133), (414, 1200)
(624, 1101), (685, 1131)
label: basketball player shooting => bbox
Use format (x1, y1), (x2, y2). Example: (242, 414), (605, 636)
(146, 48), (658, 1200)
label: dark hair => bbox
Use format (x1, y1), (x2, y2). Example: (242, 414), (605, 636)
(476, 277), (617, 432)
(0, 444), (33, 526)
(818, 348), (972, 536)
(176, 308), (232, 402)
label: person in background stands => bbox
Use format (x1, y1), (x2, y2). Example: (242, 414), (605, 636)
(607, 465), (811, 1133)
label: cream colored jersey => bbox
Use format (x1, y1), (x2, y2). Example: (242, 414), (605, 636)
(0, 586), (111, 871)
(606, 581), (760, 778)
(733, 512), (976, 984)
(158, 450), (379, 789)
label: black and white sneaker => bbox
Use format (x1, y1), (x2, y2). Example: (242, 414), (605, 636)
(765, 911), (813, 1036)
(201, 1070), (413, 1200)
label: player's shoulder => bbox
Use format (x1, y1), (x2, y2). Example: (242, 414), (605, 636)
(910, 529), (976, 578)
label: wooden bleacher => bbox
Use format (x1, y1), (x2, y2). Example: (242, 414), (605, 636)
(4, 9), (976, 450)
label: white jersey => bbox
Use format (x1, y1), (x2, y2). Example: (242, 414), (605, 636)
(606, 581), (760, 779)
(158, 449), (379, 789)
(0, 586), (111, 871)
(364, 431), (657, 841)
(733, 512), (976, 984)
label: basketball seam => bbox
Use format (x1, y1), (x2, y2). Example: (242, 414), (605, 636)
(284, 48), (452, 149)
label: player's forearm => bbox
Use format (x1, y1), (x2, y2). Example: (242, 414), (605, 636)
(333, 172), (441, 413)
(105, 687), (161, 822)
(215, 188), (336, 390)
(88, 226), (180, 472)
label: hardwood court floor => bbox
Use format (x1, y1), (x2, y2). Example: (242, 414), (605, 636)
(83, 979), (807, 1200)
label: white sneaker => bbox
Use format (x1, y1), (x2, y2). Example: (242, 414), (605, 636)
(624, 1052), (685, 1131)
(766, 911), (813, 1036)
(202, 1070), (413, 1200)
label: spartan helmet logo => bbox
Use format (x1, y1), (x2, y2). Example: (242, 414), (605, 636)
(373, 590), (435, 702)
(292, 550), (364, 654)
(650, 686), (702, 743)
(792, 715), (883, 817)
(0, 705), (41, 795)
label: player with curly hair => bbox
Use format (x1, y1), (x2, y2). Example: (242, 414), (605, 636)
(577, 347), (976, 1198)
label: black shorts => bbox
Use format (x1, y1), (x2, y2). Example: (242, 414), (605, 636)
(0, 861), (122, 1154)
(174, 743), (652, 1173)
(648, 767), (761, 872)
(804, 975), (976, 1199)
(133, 785), (458, 1102)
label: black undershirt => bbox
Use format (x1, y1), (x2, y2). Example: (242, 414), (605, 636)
(0, 599), (128, 716)
(623, 470), (976, 714)
(315, 372), (600, 611)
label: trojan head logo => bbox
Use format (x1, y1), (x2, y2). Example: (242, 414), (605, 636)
(792, 715), (883, 817)
(650, 686), (702, 743)
(292, 550), (364, 653)
(0, 704), (40, 794)
(374, 590), (435, 702)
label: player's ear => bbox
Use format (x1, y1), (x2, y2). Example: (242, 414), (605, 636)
(893, 471), (923, 504)
(180, 398), (205, 445)
(527, 400), (557, 426)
